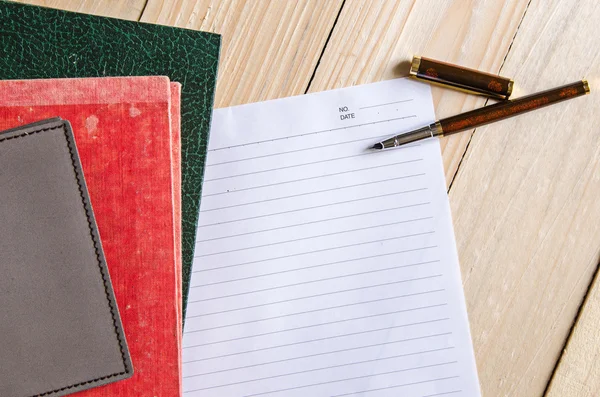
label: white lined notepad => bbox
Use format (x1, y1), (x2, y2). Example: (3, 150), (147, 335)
(184, 78), (481, 397)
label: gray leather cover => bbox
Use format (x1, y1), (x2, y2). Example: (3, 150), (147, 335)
(0, 119), (133, 396)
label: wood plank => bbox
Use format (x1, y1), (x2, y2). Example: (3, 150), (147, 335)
(309, 0), (530, 185)
(140, 0), (344, 107)
(14, 0), (146, 20)
(448, 0), (600, 395)
(546, 267), (600, 397)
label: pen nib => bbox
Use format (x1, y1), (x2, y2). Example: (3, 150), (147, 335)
(370, 143), (383, 150)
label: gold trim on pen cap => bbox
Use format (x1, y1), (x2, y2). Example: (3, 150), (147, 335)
(409, 56), (421, 77)
(583, 80), (590, 94)
(507, 80), (514, 97)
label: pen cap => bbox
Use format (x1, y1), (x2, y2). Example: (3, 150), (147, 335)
(409, 56), (514, 99)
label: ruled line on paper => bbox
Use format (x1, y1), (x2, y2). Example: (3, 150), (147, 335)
(183, 332), (454, 370)
(190, 269), (442, 300)
(188, 308), (447, 346)
(183, 346), (455, 380)
(192, 245), (437, 275)
(194, 230), (435, 263)
(195, 218), (433, 258)
(188, 287), (444, 316)
(207, 114), (417, 152)
(200, 173), (426, 212)
(196, 202), (431, 242)
(422, 391), (463, 397)
(188, 358), (456, 393)
(238, 364), (459, 397)
(191, 257), (439, 288)
(185, 301), (448, 336)
(191, 274), (442, 306)
(186, 305), (449, 346)
(204, 151), (384, 182)
(205, 134), (419, 167)
(183, 318), (452, 361)
(330, 376), (461, 397)
(359, 98), (414, 110)
(196, 188), (428, 228)
(203, 158), (423, 196)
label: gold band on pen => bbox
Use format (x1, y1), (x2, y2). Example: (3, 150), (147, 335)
(507, 80), (514, 97)
(409, 56), (421, 77)
(431, 121), (443, 137)
(583, 80), (591, 94)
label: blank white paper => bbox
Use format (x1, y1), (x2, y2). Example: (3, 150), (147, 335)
(183, 78), (481, 397)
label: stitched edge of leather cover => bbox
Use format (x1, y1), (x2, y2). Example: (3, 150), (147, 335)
(0, 119), (133, 397)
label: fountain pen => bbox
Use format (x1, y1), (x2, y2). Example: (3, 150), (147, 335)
(371, 80), (589, 150)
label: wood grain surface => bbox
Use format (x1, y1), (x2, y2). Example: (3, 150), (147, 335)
(140, 0), (344, 106)
(11, 0), (600, 395)
(546, 270), (600, 397)
(450, 0), (600, 395)
(16, 0), (146, 19)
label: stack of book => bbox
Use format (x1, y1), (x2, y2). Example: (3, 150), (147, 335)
(0, 1), (220, 396)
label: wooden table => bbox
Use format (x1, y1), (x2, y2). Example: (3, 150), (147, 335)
(20, 1), (600, 395)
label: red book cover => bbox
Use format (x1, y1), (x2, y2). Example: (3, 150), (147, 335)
(0, 77), (181, 395)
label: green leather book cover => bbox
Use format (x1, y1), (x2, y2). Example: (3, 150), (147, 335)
(0, 0), (220, 317)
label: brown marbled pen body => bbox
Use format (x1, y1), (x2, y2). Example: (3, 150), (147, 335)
(372, 81), (589, 150)
(410, 56), (514, 99)
(439, 80), (589, 134)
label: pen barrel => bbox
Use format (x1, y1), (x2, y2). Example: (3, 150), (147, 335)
(439, 80), (590, 135)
